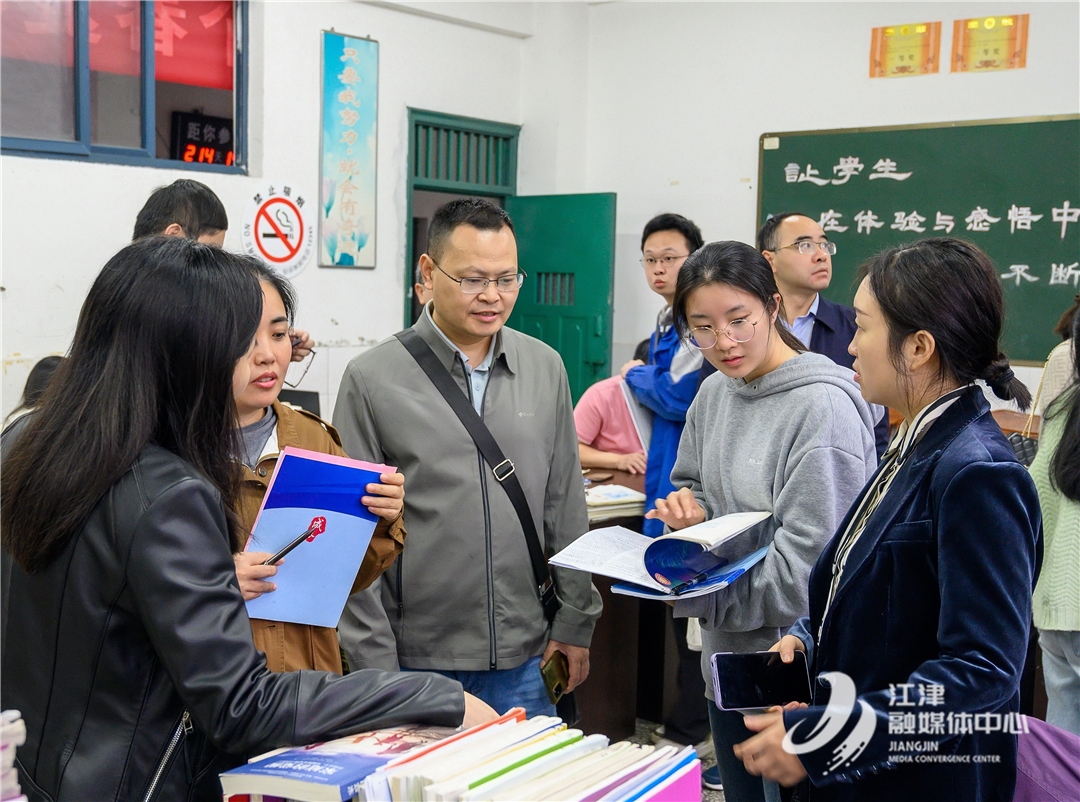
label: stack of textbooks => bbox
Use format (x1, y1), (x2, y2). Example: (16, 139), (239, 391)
(1, 710), (28, 802)
(221, 709), (701, 802)
(584, 484), (648, 522)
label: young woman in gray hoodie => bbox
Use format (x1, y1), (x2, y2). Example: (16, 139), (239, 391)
(652, 241), (879, 801)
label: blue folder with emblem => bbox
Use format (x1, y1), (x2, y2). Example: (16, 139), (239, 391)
(244, 446), (391, 627)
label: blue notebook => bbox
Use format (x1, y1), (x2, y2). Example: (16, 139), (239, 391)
(244, 447), (391, 628)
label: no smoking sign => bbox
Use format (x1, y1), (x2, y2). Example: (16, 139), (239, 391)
(241, 183), (315, 278)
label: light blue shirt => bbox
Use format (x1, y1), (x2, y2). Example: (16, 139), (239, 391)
(786, 293), (820, 348)
(426, 305), (495, 415)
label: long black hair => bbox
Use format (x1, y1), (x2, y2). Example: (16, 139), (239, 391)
(1, 237), (263, 573)
(856, 237), (1031, 411)
(1047, 313), (1080, 502)
(671, 240), (806, 353)
(3, 356), (64, 426)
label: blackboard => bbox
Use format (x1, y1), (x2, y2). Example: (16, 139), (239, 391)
(757, 116), (1080, 364)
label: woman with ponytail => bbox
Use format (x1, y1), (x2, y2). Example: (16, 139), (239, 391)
(734, 238), (1043, 802)
(1030, 310), (1080, 735)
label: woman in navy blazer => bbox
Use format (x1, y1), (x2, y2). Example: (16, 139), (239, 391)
(731, 238), (1042, 802)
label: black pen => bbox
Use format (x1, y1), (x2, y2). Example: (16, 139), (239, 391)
(670, 571), (711, 596)
(262, 516), (327, 565)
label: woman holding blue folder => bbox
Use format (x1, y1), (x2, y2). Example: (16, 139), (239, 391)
(0, 238), (495, 801)
(230, 262), (407, 674)
(649, 241), (879, 800)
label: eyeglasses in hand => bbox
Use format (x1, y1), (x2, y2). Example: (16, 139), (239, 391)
(773, 240), (837, 256)
(434, 262), (525, 294)
(283, 348), (317, 389)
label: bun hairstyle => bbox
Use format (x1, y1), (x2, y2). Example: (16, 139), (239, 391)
(856, 237), (1031, 411)
(672, 240), (806, 354)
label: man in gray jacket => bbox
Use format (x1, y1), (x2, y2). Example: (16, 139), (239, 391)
(334, 198), (601, 716)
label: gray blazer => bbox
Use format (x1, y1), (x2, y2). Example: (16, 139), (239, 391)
(334, 309), (601, 672)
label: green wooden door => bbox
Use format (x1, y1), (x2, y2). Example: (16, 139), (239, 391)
(505, 193), (616, 403)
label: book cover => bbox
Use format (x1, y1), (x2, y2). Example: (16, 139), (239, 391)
(220, 750), (390, 802)
(244, 447), (392, 627)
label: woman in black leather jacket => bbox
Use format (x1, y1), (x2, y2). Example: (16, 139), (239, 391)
(0, 237), (493, 802)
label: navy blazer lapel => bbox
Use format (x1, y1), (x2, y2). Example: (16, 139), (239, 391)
(824, 388), (989, 613)
(811, 295), (843, 335)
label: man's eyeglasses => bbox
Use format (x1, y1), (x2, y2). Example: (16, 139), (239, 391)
(434, 262), (525, 294)
(773, 240), (837, 256)
(640, 254), (690, 269)
(687, 311), (767, 349)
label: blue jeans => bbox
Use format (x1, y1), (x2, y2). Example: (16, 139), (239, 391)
(708, 701), (781, 802)
(424, 656), (556, 719)
(1039, 629), (1080, 736)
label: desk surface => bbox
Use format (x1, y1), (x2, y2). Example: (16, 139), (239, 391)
(587, 468), (645, 494)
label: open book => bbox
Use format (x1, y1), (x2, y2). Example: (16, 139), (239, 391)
(550, 511), (771, 599)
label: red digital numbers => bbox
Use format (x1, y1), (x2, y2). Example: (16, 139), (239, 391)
(181, 142), (234, 166)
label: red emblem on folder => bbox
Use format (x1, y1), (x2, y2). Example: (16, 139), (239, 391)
(306, 516), (327, 541)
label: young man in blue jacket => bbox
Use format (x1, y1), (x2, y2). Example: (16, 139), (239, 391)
(759, 212), (890, 456)
(621, 213), (712, 767)
(621, 213), (705, 538)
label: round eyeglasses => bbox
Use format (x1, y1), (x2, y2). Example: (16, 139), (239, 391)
(434, 262), (525, 294)
(688, 311), (766, 349)
(774, 240), (837, 256)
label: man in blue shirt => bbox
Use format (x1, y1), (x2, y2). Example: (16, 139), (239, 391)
(759, 212), (890, 456)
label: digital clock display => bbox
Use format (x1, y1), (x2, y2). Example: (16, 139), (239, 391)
(170, 111), (235, 166)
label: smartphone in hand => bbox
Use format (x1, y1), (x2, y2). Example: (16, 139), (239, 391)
(541, 650), (571, 705)
(711, 650), (812, 713)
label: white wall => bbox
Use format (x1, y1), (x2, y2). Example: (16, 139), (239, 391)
(2, 0), (532, 419)
(4, 2), (1077, 419)
(584, 1), (1080, 389)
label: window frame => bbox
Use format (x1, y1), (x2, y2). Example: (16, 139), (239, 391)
(1, 0), (248, 174)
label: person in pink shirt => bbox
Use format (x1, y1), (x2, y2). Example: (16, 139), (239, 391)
(575, 375), (650, 474)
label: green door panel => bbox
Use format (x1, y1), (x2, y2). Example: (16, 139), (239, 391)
(505, 193), (617, 403)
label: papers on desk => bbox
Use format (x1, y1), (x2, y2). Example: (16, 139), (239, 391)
(585, 483), (647, 522)
(551, 511), (771, 599)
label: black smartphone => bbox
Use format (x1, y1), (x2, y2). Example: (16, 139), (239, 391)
(540, 650), (570, 705)
(710, 651), (812, 712)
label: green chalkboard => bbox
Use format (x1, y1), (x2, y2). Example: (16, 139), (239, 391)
(757, 116), (1080, 364)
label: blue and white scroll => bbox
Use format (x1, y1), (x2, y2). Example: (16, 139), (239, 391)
(319, 31), (378, 268)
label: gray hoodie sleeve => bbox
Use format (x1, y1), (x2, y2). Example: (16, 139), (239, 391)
(675, 397), (873, 633)
(668, 398), (711, 516)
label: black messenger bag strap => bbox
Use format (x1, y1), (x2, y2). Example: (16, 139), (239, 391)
(395, 328), (561, 624)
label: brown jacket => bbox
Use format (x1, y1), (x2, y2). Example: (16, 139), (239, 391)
(238, 400), (405, 673)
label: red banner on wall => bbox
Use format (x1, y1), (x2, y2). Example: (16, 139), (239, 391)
(0, 0), (232, 90)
